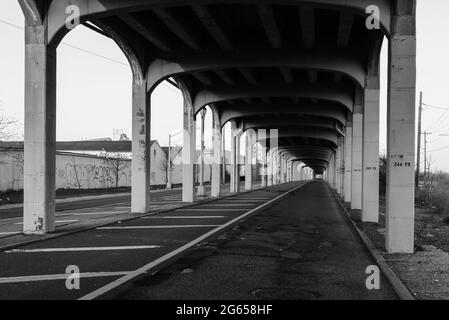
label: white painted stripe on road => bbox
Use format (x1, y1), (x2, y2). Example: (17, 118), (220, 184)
(204, 204), (257, 206)
(5, 245), (161, 253)
(14, 220), (79, 225)
(98, 225), (221, 230)
(80, 181), (311, 300)
(0, 271), (130, 284)
(0, 232), (20, 236)
(67, 211), (129, 216)
(175, 209), (245, 212)
(142, 216), (225, 219)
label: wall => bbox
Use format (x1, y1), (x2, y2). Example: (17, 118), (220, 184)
(0, 142), (169, 192)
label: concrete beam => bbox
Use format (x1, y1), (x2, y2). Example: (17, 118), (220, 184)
(280, 67), (294, 84)
(46, 0), (392, 45)
(220, 103), (348, 126)
(120, 14), (172, 52)
(193, 83), (354, 114)
(153, 7), (201, 51)
(299, 5), (315, 49)
(192, 5), (233, 51)
(336, 12), (354, 48)
(239, 68), (258, 85)
(258, 4), (282, 49)
(146, 50), (365, 91)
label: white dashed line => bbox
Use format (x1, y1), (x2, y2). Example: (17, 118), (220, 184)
(142, 216), (225, 219)
(0, 271), (131, 284)
(98, 225), (221, 230)
(5, 245), (161, 253)
(175, 209), (245, 212)
(14, 220), (79, 225)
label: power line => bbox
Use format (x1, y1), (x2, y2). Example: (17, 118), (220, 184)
(429, 145), (449, 152)
(423, 103), (449, 111)
(0, 19), (180, 94)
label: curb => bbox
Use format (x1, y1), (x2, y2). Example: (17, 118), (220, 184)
(0, 184), (268, 253)
(326, 184), (415, 300)
(0, 187), (184, 210)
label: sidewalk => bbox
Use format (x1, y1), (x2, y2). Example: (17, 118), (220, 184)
(341, 194), (449, 300)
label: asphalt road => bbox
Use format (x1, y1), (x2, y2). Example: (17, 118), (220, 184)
(0, 190), (178, 220)
(0, 182), (296, 299)
(114, 180), (398, 300)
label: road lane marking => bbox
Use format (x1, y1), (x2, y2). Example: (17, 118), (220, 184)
(142, 216), (225, 219)
(14, 220), (79, 225)
(175, 209), (245, 212)
(0, 271), (131, 284)
(0, 232), (20, 236)
(98, 225), (221, 230)
(80, 181), (310, 300)
(67, 211), (129, 216)
(204, 204), (257, 206)
(5, 245), (161, 253)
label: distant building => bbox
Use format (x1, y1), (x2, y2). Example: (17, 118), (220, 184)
(0, 140), (167, 191)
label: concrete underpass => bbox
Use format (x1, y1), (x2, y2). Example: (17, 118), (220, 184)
(0, 181), (396, 300)
(0, 0), (418, 301)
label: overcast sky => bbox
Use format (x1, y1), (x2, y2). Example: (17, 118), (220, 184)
(0, 0), (448, 171)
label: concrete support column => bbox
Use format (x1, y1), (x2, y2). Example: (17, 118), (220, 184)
(245, 131), (254, 191)
(131, 73), (151, 213)
(336, 141), (342, 194)
(234, 132), (242, 193)
(386, 12), (416, 253)
(197, 109), (207, 197)
(344, 123), (353, 203)
(270, 129), (278, 185)
(211, 108), (222, 198)
(222, 126), (226, 183)
(23, 25), (57, 234)
(259, 129), (267, 188)
(230, 121), (237, 193)
(351, 88), (363, 210)
(181, 85), (196, 203)
(332, 153), (337, 188)
(362, 78), (380, 222)
(267, 149), (273, 187)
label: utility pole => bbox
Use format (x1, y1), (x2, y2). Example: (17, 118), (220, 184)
(423, 131), (432, 186)
(415, 91), (423, 189)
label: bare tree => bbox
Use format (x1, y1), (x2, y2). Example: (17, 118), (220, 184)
(0, 116), (19, 141)
(99, 151), (130, 188)
(159, 148), (179, 185)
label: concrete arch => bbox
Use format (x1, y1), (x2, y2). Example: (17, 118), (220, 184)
(242, 118), (336, 132)
(220, 104), (348, 127)
(18, 0), (42, 26)
(45, 0), (392, 47)
(94, 22), (146, 85)
(147, 50), (365, 92)
(194, 85), (354, 115)
(257, 128), (339, 146)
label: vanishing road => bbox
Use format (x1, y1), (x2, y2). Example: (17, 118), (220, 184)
(0, 181), (397, 300)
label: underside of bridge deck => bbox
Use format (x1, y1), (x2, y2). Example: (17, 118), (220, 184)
(18, 0), (416, 253)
